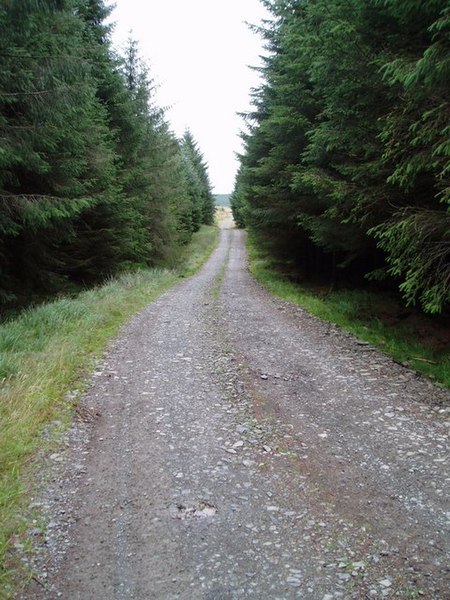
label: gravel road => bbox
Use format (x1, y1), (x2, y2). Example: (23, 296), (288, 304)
(20, 228), (449, 599)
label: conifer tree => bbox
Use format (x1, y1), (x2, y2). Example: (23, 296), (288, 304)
(0, 0), (120, 298)
(0, 1), (216, 304)
(234, 0), (449, 312)
(181, 131), (215, 231)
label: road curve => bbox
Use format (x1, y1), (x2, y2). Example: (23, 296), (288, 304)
(21, 229), (449, 599)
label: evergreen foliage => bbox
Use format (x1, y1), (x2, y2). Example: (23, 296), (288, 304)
(181, 130), (215, 232)
(0, 0), (214, 305)
(233, 0), (450, 313)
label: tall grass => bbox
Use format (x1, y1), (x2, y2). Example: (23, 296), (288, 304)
(0, 225), (219, 594)
(247, 234), (450, 388)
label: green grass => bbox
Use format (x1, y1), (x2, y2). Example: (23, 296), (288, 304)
(0, 225), (219, 595)
(247, 234), (450, 388)
(179, 224), (220, 277)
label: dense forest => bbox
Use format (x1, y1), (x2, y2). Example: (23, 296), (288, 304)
(0, 0), (215, 307)
(232, 0), (449, 314)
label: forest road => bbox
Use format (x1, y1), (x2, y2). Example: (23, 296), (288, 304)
(22, 228), (449, 600)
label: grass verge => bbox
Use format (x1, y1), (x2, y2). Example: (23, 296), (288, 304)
(247, 233), (449, 388)
(0, 225), (219, 594)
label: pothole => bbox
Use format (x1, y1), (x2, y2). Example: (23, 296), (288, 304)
(171, 501), (217, 520)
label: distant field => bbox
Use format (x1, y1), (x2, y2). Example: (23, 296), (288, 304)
(215, 206), (234, 228)
(214, 194), (231, 207)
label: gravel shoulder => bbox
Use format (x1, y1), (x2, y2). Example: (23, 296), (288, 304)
(17, 229), (449, 599)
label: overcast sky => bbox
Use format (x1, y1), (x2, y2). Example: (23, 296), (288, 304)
(109, 0), (270, 193)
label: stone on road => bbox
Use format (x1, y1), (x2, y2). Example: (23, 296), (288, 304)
(21, 229), (449, 599)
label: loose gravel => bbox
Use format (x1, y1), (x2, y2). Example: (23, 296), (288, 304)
(15, 229), (449, 599)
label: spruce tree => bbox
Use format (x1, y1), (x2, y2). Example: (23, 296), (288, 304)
(234, 0), (449, 312)
(0, 0), (120, 299)
(181, 131), (215, 231)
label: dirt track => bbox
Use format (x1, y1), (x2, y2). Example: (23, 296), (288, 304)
(21, 228), (449, 599)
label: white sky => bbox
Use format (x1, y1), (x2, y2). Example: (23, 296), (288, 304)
(109, 0), (270, 193)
